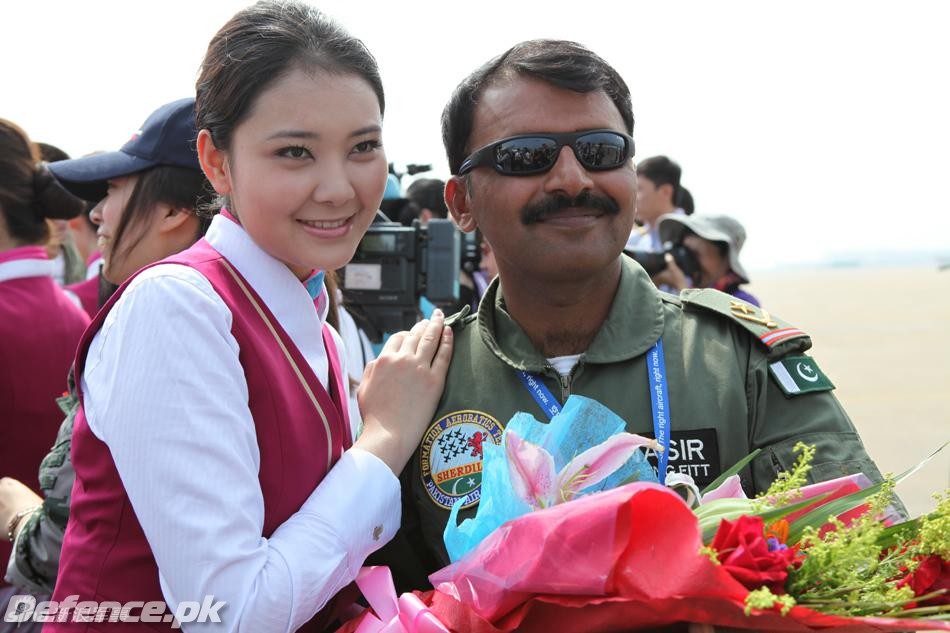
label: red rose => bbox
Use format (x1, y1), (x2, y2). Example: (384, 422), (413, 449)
(898, 555), (950, 606)
(710, 515), (800, 593)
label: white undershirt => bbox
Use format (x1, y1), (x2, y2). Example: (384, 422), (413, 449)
(81, 214), (399, 632)
(547, 353), (584, 378)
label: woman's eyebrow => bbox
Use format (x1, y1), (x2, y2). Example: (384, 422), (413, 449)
(264, 125), (381, 140)
(349, 125), (381, 137)
(266, 129), (318, 141)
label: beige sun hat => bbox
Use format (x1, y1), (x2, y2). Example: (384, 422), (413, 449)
(658, 213), (751, 283)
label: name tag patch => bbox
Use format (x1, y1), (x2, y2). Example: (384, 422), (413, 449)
(642, 428), (721, 488)
(769, 354), (834, 396)
(419, 410), (504, 510)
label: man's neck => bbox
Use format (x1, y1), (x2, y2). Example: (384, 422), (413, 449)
(641, 204), (677, 231)
(498, 260), (622, 357)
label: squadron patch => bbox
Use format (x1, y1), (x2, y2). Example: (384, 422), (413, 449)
(420, 410), (504, 510)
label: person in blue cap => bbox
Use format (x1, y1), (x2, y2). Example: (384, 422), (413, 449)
(0, 98), (212, 599)
(47, 98), (213, 286)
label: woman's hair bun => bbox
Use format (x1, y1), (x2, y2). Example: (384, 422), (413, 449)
(32, 162), (85, 220)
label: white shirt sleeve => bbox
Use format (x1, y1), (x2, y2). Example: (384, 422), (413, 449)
(81, 265), (400, 633)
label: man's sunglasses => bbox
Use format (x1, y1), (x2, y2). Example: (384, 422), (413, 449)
(457, 129), (635, 176)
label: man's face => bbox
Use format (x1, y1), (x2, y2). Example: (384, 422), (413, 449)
(635, 175), (669, 226)
(449, 77), (636, 285)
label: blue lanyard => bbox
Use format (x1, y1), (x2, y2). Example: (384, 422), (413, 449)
(516, 338), (670, 485)
(515, 369), (562, 419)
(646, 338), (670, 484)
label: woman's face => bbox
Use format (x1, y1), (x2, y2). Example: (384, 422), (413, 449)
(92, 174), (167, 285)
(683, 234), (731, 288)
(210, 67), (387, 279)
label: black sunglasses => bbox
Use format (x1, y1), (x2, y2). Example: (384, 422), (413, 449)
(458, 129), (635, 176)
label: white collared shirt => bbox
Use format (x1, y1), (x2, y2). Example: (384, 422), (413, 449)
(81, 214), (399, 632)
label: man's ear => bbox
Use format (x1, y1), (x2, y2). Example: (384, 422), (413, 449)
(659, 182), (675, 204)
(196, 129), (231, 196)
(445, 176), (477, 233)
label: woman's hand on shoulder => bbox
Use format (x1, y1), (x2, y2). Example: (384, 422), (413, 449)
(354, 310), (453, 475)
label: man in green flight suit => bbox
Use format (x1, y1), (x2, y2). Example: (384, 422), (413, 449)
(375, 38), (892, 589)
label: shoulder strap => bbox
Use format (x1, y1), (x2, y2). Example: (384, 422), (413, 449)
(444, 304), (474, 329)
(680, 288), (811, 359)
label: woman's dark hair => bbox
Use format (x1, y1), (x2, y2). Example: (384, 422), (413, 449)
(196, 0), (384, 157)
(37, 142), (70, 164)
(0, 119), (84, 245)
(109, 166), (212, 272)
(442, 39), (634, 175)
(324, 269), (340, 332)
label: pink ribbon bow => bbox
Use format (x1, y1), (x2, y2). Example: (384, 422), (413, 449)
(354, 566), (449, 633)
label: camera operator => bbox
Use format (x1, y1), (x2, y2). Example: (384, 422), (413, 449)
(652, 214), (761, 306)
(406, 178), (448, 225)
(627, 155), (693, 252)
(406, 177), (480, 314)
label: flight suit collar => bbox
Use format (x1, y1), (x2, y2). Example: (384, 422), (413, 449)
(478, 256), (666, 372)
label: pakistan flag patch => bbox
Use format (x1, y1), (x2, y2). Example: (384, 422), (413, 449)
(769, 355), (835, 396)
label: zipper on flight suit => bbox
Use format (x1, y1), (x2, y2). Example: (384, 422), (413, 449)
(544, 357), (586, 403)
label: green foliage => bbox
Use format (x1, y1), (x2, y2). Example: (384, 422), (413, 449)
(787, 481), (920, 616)
(756, 442), (814, 511)
(698, 545), (720, 565)
(744, 587), (796, 616)
(917, 492), (950, 559)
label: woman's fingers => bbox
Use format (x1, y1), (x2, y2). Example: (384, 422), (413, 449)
(414, 310), (446, 365)
(380, 330), (407, 356)
(398, 316), (431, 354)
(430, 326), (453, 374)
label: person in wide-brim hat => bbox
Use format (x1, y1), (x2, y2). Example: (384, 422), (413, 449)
(657, 213), (761, 306)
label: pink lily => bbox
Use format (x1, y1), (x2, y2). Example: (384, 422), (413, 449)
(506, 430), (662, 510)
(700, 474), (748, 503)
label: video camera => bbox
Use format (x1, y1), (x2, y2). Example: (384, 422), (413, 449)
(625, 242), (700, 279)
(340, 213), (460, 342)
(459, 230), (481, 274)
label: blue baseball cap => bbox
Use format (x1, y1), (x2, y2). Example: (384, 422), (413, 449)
(48, 98), (201, 201)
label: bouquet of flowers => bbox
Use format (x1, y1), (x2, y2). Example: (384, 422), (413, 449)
(340, 397), (949, 632)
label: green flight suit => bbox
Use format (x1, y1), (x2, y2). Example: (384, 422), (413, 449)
(378, 256), (889, 586)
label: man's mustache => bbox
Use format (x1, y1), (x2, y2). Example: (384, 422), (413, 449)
(521, 191), (620, 225)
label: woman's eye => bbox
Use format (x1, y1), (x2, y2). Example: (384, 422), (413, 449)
(279, 146), (312, 159)
(353, 140), (382, 154)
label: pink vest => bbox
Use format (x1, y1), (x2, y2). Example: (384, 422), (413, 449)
(49, 239), (351, 631)
(65, 275), (101, 318)
(0, 246), (89, 579)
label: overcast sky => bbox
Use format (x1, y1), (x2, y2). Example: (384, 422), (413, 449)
(3, 0), (948, 269)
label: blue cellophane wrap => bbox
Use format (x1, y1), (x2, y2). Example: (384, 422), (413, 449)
(444, 395), (657, 562)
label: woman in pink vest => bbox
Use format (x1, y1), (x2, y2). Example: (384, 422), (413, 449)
(49, 2), (453, 632)
(0, 120), (89, 580)
(0, 97), (212, 604)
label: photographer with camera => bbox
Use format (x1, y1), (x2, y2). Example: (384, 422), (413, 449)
(652, 213), (760, 306)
